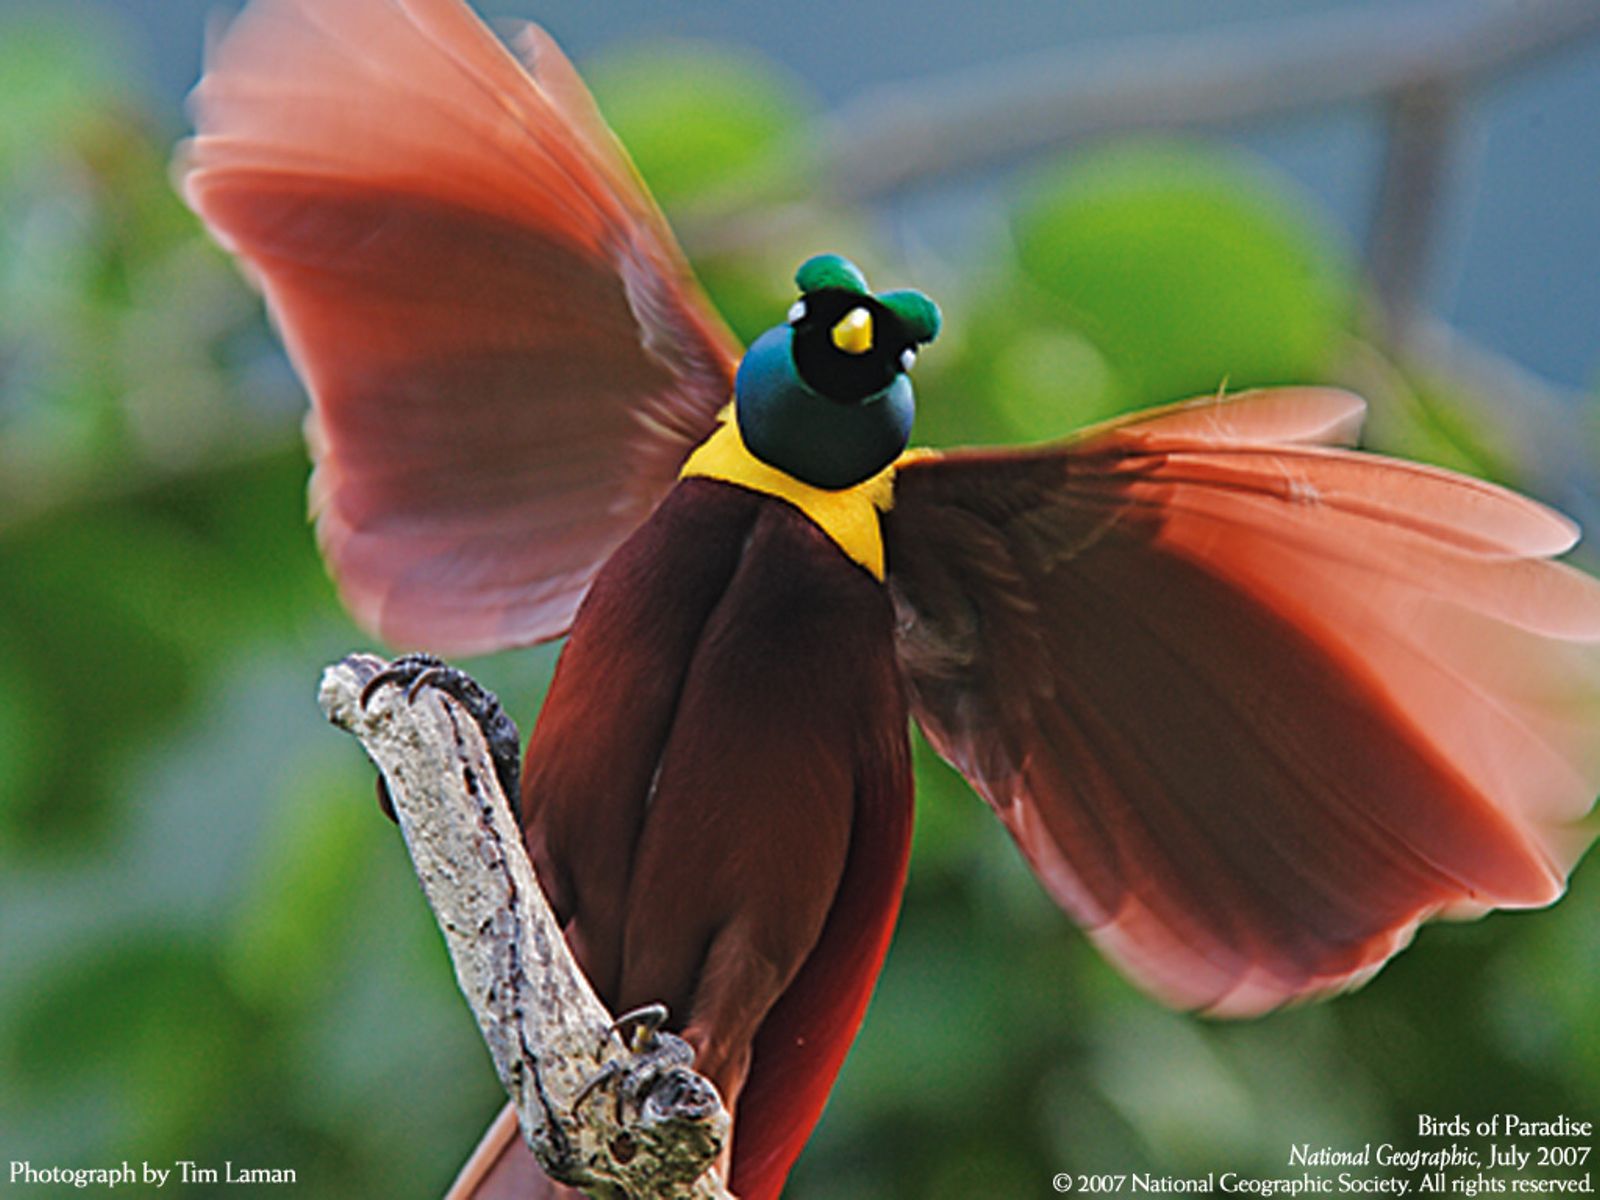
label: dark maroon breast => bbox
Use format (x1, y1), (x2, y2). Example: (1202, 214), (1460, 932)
(519, 477), (914, 1199)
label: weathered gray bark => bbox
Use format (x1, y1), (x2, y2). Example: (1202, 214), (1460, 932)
(319, 653), (733, 1200)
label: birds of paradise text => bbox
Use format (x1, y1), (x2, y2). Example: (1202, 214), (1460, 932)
(1050, 1112), (1592, 1196)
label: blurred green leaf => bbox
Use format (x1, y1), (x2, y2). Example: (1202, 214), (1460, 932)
(9, 935), (256, 1155)
(587, 41), (809, 211)
(0, 514), (199, 846)
(918, 269), (1128, 448)
(0, 652), (45, 817)
(0, 11), (128, 165)
(1015, 140), (1355, 406)
(224, 760), (383, 1014)
(1087, 1007), (1259, 1168)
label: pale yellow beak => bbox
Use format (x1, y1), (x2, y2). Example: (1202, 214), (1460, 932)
(830, 306), (874, 355)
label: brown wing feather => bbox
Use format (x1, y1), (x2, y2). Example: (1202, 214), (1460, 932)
(886, 387), (1600, 1015)
(182, 0), (738, 652)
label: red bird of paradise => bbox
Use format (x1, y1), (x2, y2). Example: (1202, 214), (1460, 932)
(181, 0), (1600, 1196)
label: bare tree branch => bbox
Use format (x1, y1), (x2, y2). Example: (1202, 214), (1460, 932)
(1366, 80), (1462, 345)
(318, 653), (733, 1200)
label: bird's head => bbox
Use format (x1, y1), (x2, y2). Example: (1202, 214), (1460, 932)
(734, 254), (940, 489)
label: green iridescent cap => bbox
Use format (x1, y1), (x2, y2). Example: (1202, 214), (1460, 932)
(793, 254), (940, 345)
(877, 288), (941, 344)
(795, 252), (869, 296)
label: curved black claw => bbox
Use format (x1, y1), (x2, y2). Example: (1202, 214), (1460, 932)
(606, 1003), (671, 1054)
(361, 653), (523, 818)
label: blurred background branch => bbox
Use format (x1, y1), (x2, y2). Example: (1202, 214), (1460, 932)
(682, 0), (1600, 242)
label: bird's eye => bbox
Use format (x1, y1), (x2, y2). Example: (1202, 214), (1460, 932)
(787, 300), (807, 325)
(899, 347), (917, 373)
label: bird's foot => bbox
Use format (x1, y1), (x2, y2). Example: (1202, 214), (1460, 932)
(359, 653), (523, 820)
(574, 1006), (719, 1129)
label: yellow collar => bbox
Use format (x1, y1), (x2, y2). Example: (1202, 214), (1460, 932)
(679, 415), (898, 580)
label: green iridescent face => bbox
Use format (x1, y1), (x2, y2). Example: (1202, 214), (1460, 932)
(734, 255), (940, 490)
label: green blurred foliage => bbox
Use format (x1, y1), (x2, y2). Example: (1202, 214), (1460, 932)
(1, 13), (1594, 1200)
(587, 41), (811, 215)
(1013, 142), (1355, 405)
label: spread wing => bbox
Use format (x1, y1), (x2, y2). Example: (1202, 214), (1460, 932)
(182, 0), (738, 653)
(886, 387), (1600, 1015)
